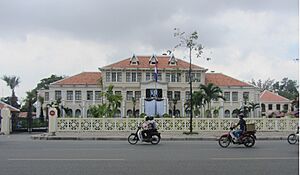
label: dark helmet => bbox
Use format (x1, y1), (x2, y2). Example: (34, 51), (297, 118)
(238, 113), (245, 118)
(149, 116), (154, 120)
(145, 116), (150, 121)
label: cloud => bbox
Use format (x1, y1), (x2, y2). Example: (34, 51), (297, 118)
(0, 33), (116, 99)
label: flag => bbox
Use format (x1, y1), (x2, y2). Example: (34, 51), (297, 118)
(154, 60), (158, 82)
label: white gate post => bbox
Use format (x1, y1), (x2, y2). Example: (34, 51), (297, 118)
(48, 107), (57, 136)
(1, 107), (11, 135)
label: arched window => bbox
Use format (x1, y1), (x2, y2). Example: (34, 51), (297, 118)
(114, 110), (121, 118)
(135, 110), (140, 117)
(127, 110), (133, 117)
(87, 109), (92, 118)
(224, 110), (230, 118)
(232, 109), (239, 118)
(185, 110), (191, 117)
(213, 109), (219, 118)
(65, 109), (73, 117)
(75, 109), (81, 118)
(175, 110), (180, 117)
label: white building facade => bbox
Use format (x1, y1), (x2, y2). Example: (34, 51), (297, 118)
(37, 55), (262, 118)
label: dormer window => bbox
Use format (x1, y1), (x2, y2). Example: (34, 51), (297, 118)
(168, 54), (177, 66)
(149, 54), (158, 65)
(130, 54), (139, 65)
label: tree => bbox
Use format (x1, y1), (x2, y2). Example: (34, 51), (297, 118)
(38, 96), (45, 122)
(25, 90), (35, 133)
(89, 104), (108, 118)
(103, 85), (122, 118)
(21, 74), (64, 119)
(248, 102), (260, 118)
(171, 98), (178, 117)
(36, 75), (64, 90)
(173, 28), (204, 133)
(132, 97), (136, 117)
(249, 78), (275, 91)
(200, 83), (224, 117)
(1, 75), (20, 108)
(192, 90), (205, 117)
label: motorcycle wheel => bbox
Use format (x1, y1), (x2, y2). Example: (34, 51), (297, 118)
(218, 136), (230, 148)
(150, 134), (161, 145)
(243, 136), (255, 147)
(128, 134), (138, 145)
(287, 134), (297, 144)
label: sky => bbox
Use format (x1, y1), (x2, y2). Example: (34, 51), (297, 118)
(0, 0), (299, 102)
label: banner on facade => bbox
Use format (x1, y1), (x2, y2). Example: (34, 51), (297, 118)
(144, 99), (164, 116)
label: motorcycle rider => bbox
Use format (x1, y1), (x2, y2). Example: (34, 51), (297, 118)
(141, 116), (151, 139)
(148, 116), (158, 133)
(231, 113), (247, 142)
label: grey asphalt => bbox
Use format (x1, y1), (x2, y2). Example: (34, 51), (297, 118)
(0, 133), (298, 175)
(31, 131), (294, 141)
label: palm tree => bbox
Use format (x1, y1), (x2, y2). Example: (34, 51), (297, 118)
(192, 90), (205, 117)
(248, 102), (260, 118)
(132, 97), (136, 117)
(25, 90), (36, 133)
(200, 83), (224, 117)
(103, 85), (122, 117)
(172, 98), (178, 117)
(38, 96), (45, 122)
(1, 75), (20, 108)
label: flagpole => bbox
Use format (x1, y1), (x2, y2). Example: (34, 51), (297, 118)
(154, 58), (157, 117)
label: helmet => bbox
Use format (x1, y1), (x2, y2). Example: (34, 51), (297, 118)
(238, 113), (244, 118)
(149, 116), (154, 120)
(145, 116), (150, 121)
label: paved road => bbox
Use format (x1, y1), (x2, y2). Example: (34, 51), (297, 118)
(0, 134), (298, 175)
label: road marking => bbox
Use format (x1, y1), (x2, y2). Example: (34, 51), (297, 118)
(211, 157), (298, 160)
(8, 158), (125, 161)
(40, 148), (135, 151)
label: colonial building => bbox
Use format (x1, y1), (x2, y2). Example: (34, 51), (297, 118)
(37, 54), (261, 118)
(260, 90), (292, 117)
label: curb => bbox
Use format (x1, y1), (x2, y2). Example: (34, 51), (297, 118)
(31, 135), (286, 141)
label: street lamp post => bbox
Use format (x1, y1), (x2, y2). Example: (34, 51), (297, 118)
(189, 47), (193, 133)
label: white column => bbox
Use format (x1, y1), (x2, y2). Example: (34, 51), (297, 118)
(62, 100), (65, 118)
(1, 107), (11, 135)
(82, 100), (86, 118)
(73, 91), (75, 105)
(164, 98), (167, 115)
(48, 107), (57, 135)
(182, 99), (185, 117)
(220, 100), (224, 118)
(141, 97), (145, 114)
(122, 91), (126, 117)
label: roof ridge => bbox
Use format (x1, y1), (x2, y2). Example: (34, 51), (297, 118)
(217, 73), (254, 87)
(0, 101), (20, 111)
(51, 72), (86, 85)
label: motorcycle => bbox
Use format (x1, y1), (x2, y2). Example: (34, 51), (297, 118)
(287, 127), (299, 144)
(218, 128), (256, 148)
(128, 126), (161, 145)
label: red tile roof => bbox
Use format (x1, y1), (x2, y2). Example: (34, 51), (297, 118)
(52, 72), (101, 85)
(101, 55), (205, 70)
(205, 73), (252, 87)
(0, 101), (20, 112)
(260, 90), (290, 102)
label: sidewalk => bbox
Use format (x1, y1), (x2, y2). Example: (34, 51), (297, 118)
(31, 131), (293, 141)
